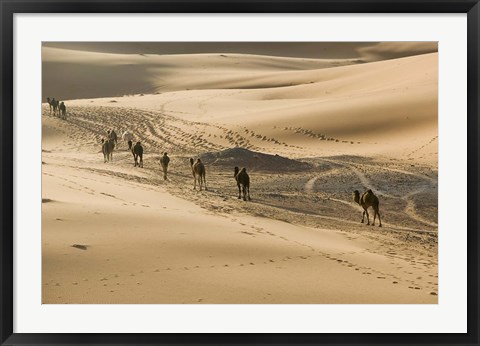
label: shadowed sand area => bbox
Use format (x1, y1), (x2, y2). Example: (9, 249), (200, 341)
(42, 43), (438, 304)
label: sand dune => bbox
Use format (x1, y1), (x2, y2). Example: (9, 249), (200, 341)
(43, 43), (437, 100)
(59, 51), (437, 162)
(42, 44), (438, 304)
(43, 41), (437, 60)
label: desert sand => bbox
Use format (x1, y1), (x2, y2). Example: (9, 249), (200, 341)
(42, 43), (438, 303)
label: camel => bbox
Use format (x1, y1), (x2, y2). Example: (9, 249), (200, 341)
(160, 152), (170, 180)
(132, 141), (143, 168)
(48, 98), (59, 116)
(59, 102), (66, 119)
(234, 166), (251, 201)
(190, 158), (207, 190)
(353, 189), (382, 227)
(109, 129), (118, 145)
(122, 131), (134, 150)
(102, 138), (115, 163)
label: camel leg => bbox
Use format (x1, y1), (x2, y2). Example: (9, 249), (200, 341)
(247, 186), (251, 201)
(200, 173), (207, 191)
(242, 186), (247, 201)
(377, 209), (382, 227)
(139, 155), (143, 168)
(193, 174), (197, 190)
(365, 209), (370, 225)
(361, 211), (365, 223)
(237, 184), (241, 199)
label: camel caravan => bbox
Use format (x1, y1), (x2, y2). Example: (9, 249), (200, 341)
(46, 97), (67, 120)
(102, 126), (384, 224)
(98, 130), (383, 225)
(44, 100), (383, 223)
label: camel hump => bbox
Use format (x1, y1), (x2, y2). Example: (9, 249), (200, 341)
(367, 189), (373, 194)
(189, 158), (194, 166)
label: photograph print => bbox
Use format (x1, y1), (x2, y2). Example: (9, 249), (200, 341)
(42, 42), (438, 304)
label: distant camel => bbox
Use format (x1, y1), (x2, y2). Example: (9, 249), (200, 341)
(109, 130), (118, 145)
(132, 141), (143, 167)
(48, 98), (59, 116)
(59, 102), (66, 119)
(353, 189), (382, 227)
(190, 158), (207, 190)
(234, 166), (251, 201)
(122, 131), (134, 150)
(102, 138), (115, 163)
(160, 152), (170, 180)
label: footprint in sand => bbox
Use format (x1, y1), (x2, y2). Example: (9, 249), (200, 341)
(71, 244), (88, 250)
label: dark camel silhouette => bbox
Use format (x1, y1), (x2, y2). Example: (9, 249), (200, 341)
(190, 158), (207, 190)
(59, 102), (66, 119)
(48, 98), (59, 116)
(110, 130), (118, 145)
(160, 152), (170, 180)
(353, 189), (382, 227)
(234, 166), (251, 201)
(132, 141), (143, 167)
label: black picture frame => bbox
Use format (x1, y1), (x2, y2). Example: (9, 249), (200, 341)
(1, 1), (479, 345)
